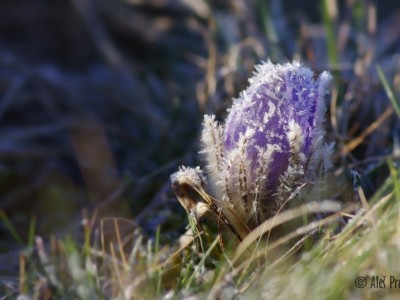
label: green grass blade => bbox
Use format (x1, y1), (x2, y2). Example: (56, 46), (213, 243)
(377, 65), (400, 120)
(154, 225), (161, 297)
(28, 215), (36, 248)
(184, 237), (219, 290)
(321, 0), (339, 67)
(0, 209), (24, 246)
(257, 0), (280, 60)
(387, 159), (400, 201)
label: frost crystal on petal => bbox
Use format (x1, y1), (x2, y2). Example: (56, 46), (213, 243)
(170, 166), (206, 189)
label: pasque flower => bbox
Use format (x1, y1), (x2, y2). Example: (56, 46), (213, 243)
(171, 61), (333, 238)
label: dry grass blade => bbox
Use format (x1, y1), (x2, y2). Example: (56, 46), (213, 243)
(341, 106), (393, 156)
(233, 200), (346, 261)
(208, 207), (354, 299)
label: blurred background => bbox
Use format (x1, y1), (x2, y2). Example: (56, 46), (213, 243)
(1, 0), (399, 289)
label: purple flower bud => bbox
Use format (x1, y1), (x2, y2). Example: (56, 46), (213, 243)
(200, 61), (332, 225)
(171, 61), (333, 234)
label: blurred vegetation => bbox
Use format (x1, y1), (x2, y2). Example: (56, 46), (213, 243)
(0, 0), (399, 298)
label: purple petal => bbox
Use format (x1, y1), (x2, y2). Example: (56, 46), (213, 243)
(223, 61), (331, 195)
